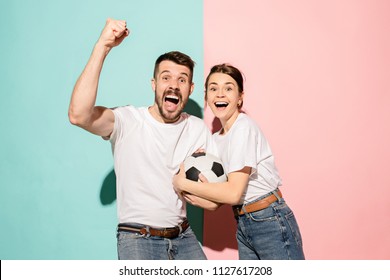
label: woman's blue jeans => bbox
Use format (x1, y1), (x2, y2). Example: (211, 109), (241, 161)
(236, 194), (305, 260)
(117, 226), (207, 260)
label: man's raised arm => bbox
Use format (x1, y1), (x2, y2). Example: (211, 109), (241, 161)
(68, 18), (129, 137)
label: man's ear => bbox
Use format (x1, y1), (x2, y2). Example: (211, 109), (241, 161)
(151, 78), (156, 91)
(189, 82), (195, 96)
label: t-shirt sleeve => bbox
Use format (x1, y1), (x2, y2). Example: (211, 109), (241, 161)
(108, 106), (137, 144)
(108, 107), (123, 144)
(227, 126), (258, 174)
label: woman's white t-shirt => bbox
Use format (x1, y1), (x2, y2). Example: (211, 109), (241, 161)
(213, 113), (282, 204)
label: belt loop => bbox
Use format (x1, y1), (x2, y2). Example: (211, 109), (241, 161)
(178, 224), (182, 235)
(241, 205), (250, 218)
(272, 188), (281, 202)
(145, 226), (151, 237)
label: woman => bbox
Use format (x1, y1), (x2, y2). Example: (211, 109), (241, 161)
(173, 64), (305, 260)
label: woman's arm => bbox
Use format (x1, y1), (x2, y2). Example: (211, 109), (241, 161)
(173, 164), (251, 205)
(182, 192), (221, 211)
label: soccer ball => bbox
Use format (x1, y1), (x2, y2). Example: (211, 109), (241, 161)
(183, 152), (227, 183)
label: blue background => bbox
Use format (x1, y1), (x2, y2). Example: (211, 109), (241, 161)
(0, 0), (204, 259)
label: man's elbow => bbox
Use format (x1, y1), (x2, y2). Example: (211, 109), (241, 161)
(203, 202), (222, 211)
(68, 109), (89, 127)
(209, 203), (222, 211)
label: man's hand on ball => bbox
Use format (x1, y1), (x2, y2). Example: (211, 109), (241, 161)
(173, 163), (186, 192)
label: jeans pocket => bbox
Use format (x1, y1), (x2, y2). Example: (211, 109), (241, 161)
(248, 205), (278, 222)
(117, 231), (144, 243)
(285, 211), (303, 247)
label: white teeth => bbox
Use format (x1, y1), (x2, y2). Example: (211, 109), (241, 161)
(215, 102), (228, 107)
(165, 95), (180, 105)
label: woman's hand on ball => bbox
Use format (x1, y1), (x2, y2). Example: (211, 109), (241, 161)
(198, 173), (209, 183)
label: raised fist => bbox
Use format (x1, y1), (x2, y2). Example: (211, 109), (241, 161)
(97, 18), (129, 49)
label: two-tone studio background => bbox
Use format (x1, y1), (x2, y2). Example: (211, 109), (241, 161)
(1, 0), (389, 259)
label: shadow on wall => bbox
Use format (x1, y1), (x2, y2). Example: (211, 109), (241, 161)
(203, 116), (238, 253)
(99, 99), (205, 242)
(204, 205), (238, 252)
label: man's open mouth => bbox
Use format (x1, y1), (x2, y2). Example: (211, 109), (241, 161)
(165, 95), (180, 105)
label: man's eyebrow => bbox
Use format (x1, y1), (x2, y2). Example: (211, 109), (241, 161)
(160, 70), (170, 75)
(160, 70), (189, 77)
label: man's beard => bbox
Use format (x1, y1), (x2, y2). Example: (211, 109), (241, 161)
(155, 88), (187, 123)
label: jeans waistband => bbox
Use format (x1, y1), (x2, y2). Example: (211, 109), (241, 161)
(117, 219), (189, 238)
(232, 189), (282, 217)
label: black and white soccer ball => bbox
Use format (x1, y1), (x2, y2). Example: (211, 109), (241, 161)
(183, 152), (227, 183)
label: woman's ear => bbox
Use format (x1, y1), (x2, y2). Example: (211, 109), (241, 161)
(238, 92), (245, 108)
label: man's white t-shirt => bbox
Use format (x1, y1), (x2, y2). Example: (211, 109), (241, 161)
(109, 105), (216, 227)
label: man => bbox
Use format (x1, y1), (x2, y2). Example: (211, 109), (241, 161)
(68, 18), (217, 260)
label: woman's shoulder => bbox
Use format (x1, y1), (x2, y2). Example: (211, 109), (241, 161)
(235, 113), (259, 130)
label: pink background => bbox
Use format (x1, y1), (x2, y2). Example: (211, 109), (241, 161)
(202, 0), (390, 259)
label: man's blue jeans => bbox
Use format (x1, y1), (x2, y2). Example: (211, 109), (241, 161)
(117, 226), (207, 260)
(236, 195), (305, 260)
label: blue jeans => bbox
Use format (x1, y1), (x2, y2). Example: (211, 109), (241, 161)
(117, 226), (207, 260)
(236, 192), (305, 260)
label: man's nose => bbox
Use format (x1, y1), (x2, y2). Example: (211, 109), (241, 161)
(169, 79), (180, 89)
